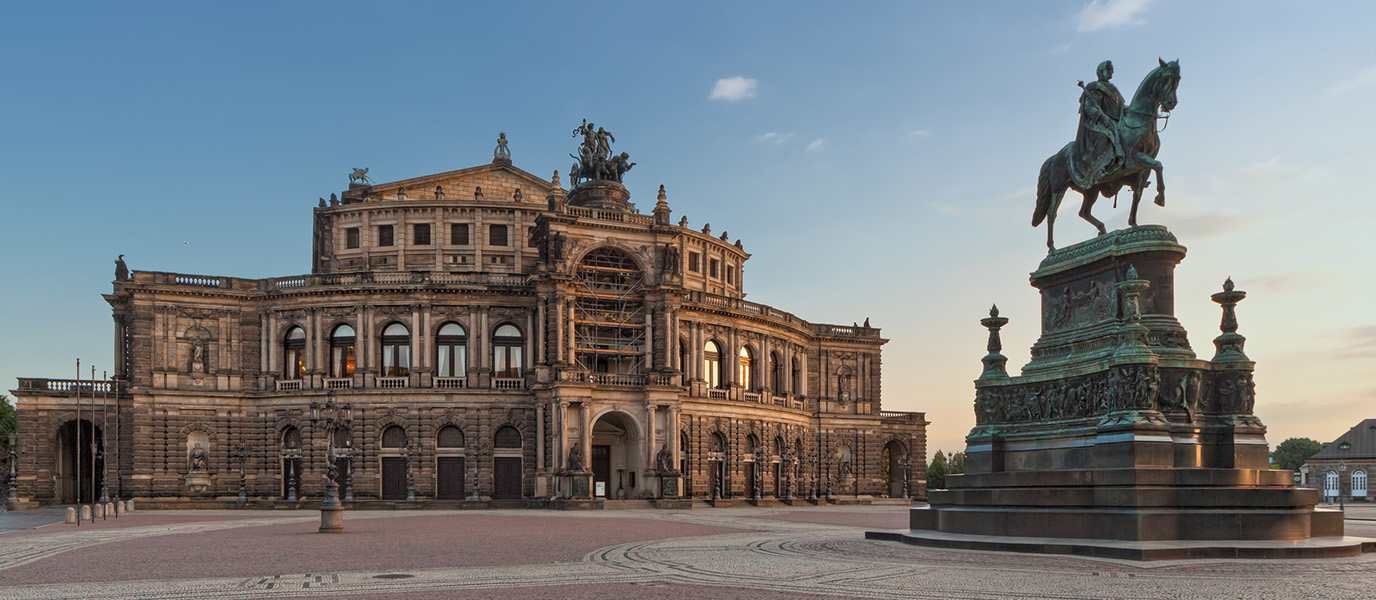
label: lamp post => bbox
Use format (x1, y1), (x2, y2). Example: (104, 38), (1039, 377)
(342, 439), (354, 502)
(1339, 441), (1351, 512)
(230, 442), (251, 504)
(405, 439), (417, 502)
(311, 391), (350, 533)
(901, 454), (911, 500)
(6, 433), (17, 506)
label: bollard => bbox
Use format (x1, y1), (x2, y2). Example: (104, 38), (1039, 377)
(79, 505), (91, 522)
(65, 507), (76, 524)
(105, 502), (115, 519)
(114, 501), (123, 516)
(125, 499), (135, 513)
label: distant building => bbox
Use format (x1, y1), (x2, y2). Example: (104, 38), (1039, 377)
(1300, 419), (1375, 503)
(9, 134), (927, 507)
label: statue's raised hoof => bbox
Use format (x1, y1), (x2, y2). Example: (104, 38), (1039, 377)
(1154, 194), (1165, 207)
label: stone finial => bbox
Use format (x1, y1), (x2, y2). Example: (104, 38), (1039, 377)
(703, 223), (711, 235)
(1210, 277), (1250, 363)
(979, 305), (1011, 379)
(735, 240), (743, 249)
(720, 231), (729, 241)
(551, 170), (562, 189)
(1125, 264), (1139, 280)
(652, 184), (671, 225)
(329, 193), (339, 206)
(678, 216), (688, 227)
(493, 132), (511, 164)
(318, 197), (326, 208)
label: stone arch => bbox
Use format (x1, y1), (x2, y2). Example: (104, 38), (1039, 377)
(569, 242), (653, 276)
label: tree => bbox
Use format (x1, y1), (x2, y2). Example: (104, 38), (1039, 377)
(1271, 437), (1322, 471)
(0, 394), (14, 448)
(927, 450), (949, 490)
(950, 451), (965, 475)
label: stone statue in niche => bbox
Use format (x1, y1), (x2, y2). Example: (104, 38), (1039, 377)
(656, 444), (676, 474)
(513, 188), (523, 202)
(567, 444), (585, 472)
(474, 186), (484, 200)
(397, 187), (406, 201)
(661, 243), (680, 274)
(435, 186), (444, 200)
(188, 443), (208, 472)
(835, 446), (853, 478)
(190, 340), (206, 373)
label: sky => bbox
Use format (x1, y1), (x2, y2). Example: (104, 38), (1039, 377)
(2, 1), (1374, 458)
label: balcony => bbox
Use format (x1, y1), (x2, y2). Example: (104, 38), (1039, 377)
(683, 291), (883, 339)
(324, 378), (353, 389)
(15, 378), (127, 397)
(376, 377), (409, 389)
(493, 378), (525, 390)
(435, 377), (467, 389)
(276, 380), (303, 391)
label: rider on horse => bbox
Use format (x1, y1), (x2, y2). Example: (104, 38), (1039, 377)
(1071, 60), (1126, 190)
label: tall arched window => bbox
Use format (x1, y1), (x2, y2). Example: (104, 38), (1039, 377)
(747, 434), (761, 456)
(330, 324), (356, 378)
(493, 324), (524, 378)
(1353, 470), (1368, 498)
(739, 346), (755, 391)
(380, 323), (411, 377)
(704, 341), (723, 389)
(678, 337), (689, 376)
(791, 355), (802, 395)
(381, 426), (407, 449)
(436, 323), (468, 378)
(769, 351), (783, 391)
(1325, 470), (1340, 498)
(709, 432), (725, 453)
(283, 327), (306, 379)
(437, 426), (465, 449)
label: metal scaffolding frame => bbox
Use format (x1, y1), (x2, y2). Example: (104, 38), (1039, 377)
(573, 248), (646, 374)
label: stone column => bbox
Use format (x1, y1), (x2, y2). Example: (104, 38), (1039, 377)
(536, 300), (546, 364)
(556, 400), (568, 470)
(646, 404), (657, 475)
(644, 312), (653, 372)
(259, 313), (269, 375)
(536, 402), (545, 472)
(267, 312), (278, 378)
(480, 308), (490, 370)
(411, 306), (421, 374)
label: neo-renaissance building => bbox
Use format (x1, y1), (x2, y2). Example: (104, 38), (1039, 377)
(10, 134), (927, 507)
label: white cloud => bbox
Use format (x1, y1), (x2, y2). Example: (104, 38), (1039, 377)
(709, 76), (758, 101)
(754, 132), (795, 144)
(904, 129), (932, 140)
(1076, 0), (1151, 32)
(1326, 65), (1376, 95)
(806, 138), (824, 152)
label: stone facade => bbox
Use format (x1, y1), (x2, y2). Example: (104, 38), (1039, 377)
(1300, 419), (1376, 503)
(10, 141), (926, 507)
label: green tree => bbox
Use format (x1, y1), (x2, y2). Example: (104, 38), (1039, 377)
(1271, 437), (1322, 471)
(0, 394), (15, 450)
(950, 451), (965, 475)
(927, 450), (949, 490)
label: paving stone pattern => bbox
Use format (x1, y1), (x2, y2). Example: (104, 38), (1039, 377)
(2, 506), (1376, 599)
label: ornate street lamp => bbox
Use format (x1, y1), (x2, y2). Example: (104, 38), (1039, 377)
(1339, 441), (1352, 512)
(311, 391), (350, 533)
(470, 440), (490, 501)
(6, 433), (18, 506)
(229, 442), (251, 503)
(342, 439), (354, 502)
(405, 439), (417, 502)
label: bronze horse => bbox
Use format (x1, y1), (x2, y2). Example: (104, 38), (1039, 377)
(1034, 59), (1180, 250)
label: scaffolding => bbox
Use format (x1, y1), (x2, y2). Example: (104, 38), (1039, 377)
(574, 248), (646, 374)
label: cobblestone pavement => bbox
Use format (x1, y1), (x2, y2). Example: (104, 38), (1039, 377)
(1, 506), (1375, 599)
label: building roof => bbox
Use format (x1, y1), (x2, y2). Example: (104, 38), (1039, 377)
(1310, 419), (1376, 460)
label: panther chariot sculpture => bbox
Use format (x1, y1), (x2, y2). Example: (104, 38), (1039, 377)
(1034, 58), (1181, 251)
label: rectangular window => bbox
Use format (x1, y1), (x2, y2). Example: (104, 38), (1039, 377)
(345, 227), (360, 249)
(490, 224), (508, 246)
(527, 227), (537, 247)
(378, 225), (394, 247)
(727, 266), (736, 284)
(413, 224), (431, 246)
(709, 258), (720, 279)
(688, 252), (700, 273)
(451, 223), (469, 245)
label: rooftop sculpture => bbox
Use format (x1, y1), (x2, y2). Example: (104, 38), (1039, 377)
(569, 120), (634, 187)
(1033, 59), (1180, 251)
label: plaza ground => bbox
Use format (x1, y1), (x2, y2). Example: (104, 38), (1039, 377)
(2, 504), (1376, 599)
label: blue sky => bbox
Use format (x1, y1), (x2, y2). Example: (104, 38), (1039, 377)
(3, 1), (1374, 455)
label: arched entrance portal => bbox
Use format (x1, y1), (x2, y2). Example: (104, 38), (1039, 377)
(590, 411), (644, 499)
(883, 439), (908, 498)
(56, 420), (104, 504)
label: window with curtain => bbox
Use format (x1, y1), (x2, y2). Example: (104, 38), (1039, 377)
(493, 324), (524, 378)
(283, 327), (306, 379)
(436, 322), (467, 378)
(330, 324), (356, 378)
(380, 323), (411, 377)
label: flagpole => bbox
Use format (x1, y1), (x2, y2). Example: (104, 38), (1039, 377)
(101, 370), (110, 515)
(75, 358), (81, 525)
(90, 365), (97, 519)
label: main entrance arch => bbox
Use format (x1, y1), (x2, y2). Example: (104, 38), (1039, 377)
(590, 411), (644, 499)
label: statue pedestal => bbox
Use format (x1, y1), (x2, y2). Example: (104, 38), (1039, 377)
(566, 181), (633, 212)
(881, 226), (1367, 559)
(563, 471), (593, 499)
(184, 472), (211, 495)
(658, 473), (680, 498)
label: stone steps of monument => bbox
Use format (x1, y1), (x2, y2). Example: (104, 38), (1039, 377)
(909, 505), (1344, 541)
(948, 468), (1294, 489)
(930, 485), (1319, 509)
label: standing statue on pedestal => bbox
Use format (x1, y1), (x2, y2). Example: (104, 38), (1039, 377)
(569, 120), (634, 186)
(1033, 59), (1181, 251)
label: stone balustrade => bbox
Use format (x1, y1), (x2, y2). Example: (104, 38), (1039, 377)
(15, 378), (127, 397)
(683, 291), (881, 339)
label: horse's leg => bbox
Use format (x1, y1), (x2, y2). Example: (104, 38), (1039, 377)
(1137, 154), (1166, 206)
(1129, 179), (1145, 227)
(1047, 190), (1064, 251)
(1078, 189), (1106, 235)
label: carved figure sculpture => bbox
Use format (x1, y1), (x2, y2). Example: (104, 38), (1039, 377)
(188, 443), (208, 472)
(114, 255), (129, 282)
(1033, 59), (1181, 250)
(348, 168), (372, 185)
(656, 444), (674, 474)
(569, 120), (635, 185)
(567, 444), (584, 471)
(494, 132), (511, 161)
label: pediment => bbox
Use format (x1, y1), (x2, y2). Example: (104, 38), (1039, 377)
(349, 162), (559, 205)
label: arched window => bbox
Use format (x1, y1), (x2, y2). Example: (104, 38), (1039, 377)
(493, 324), (525, 378)
(380, 323), (411, 377)
(1325, 470), (1340, 498)
(330, 324), (356, 378)
(1354, 470), (1368, 498)
(791, 355), (802, 395)
(678, 337), (689, 376)
(709, 432), (725, 453)
(494, 426), (522, 448)
(769, 351), (783, 391)
(773, 436), (784, 456)
(704, 341), (723, 389)
(437, 426), (465, 448)
(282, 426), (301, 449)
(739, 346), (755, 391)
(747, 434), (761, 456)
(436, 323), (467, 378)
(381, 426), (407, 449)
(283, 327), (306, 379)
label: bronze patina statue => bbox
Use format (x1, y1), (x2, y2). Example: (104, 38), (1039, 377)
(569, 120), (634, 186)
(1034, 59), (1180, 250)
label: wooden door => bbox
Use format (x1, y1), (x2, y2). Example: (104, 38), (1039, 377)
(592, 445), (611, 492)
(437, 457), (466, 499)
(493, 457), (522, 499)
(381, 457), (407, 500)
(744, 462), (756, 497)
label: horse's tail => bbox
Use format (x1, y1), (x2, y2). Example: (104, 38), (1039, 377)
(1033, 151), (1057, 227)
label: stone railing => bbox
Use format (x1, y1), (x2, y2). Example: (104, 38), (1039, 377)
(376, 376), (409, 389)
(649, 373), (680, 387)
(493, 378), (525, 390)
(435, 377), (467, 389)
(880, 410), (925, 422)
(564, 205), (655, 226)
(684, 291), (882, 339)
(743, 391), (763, 403)
(131, 271), (256, 291)
(590, 373), (646, 387)
(261, 270), (532, 291)
(707, 389), (729, 400)
(276, 380), (303, 391)
(15, 378), (125, 396)
(324, 378), (353, 389)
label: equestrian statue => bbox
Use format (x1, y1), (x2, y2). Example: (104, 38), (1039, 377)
(1034, 58), (1180, 250)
